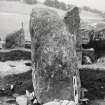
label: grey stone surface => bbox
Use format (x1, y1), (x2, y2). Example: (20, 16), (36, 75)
(30, 7), (81, 104)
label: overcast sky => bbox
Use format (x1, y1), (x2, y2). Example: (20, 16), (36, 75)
(39, 0), (105, 12)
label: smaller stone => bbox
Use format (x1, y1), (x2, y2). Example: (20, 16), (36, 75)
(68, 101), (76, 105)
(16, 95), (27, 105)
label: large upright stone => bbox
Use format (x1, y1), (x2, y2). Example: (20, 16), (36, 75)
(64, 7), (82, 64)
(64, 7), (80, 35)
(30, 7), (81, 104)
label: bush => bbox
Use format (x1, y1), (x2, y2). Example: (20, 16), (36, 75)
(5, 28), (25, 49)
(44, 0), (67, 10)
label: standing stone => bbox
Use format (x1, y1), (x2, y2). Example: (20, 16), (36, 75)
(64, 7), (82, 64)
(64, 7), (80, 34)
(30, 7), (81, 104)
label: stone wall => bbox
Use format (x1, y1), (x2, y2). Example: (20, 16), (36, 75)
(0, 48), (31, 61)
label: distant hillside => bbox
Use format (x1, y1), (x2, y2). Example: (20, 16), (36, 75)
(0, 1), (105, 41)
(81, 6), (105, 18)
(0, 1), (64, 41)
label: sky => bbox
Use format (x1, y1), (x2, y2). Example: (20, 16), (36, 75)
(39, 0), (105, 12)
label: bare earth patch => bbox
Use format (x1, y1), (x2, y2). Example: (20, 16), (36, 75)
(0, 60), (31, 77)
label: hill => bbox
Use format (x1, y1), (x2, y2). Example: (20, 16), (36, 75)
(0, 1), (65, 41)
(0, 1), (105, 41)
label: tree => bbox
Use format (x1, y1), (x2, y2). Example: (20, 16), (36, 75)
(44, 0), (67, 10)
(53, 0), (60, 8)
(44, 0), (54, 7)
(59, 2), (67, 10)
(67, 4), (72, 10)
(24, 0), (37, 4)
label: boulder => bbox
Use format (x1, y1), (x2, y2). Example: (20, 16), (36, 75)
(16, 95), (28, 105)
